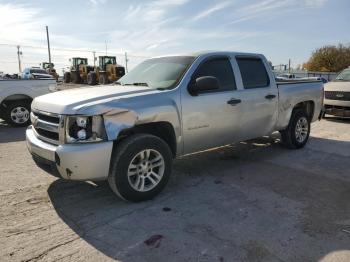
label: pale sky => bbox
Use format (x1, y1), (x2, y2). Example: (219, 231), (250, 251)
(0, 0), (349, 74)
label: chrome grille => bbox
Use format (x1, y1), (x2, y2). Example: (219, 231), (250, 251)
(325, 91), (350, 101)
(31, 111), (63, 145)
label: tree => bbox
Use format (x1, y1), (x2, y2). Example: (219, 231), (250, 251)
(304, 44), (350, 72)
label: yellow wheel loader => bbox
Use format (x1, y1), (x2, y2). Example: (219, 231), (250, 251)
(87, 56), (125, 85)
(64, 58), (95, 84)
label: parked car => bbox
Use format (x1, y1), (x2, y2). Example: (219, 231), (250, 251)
(304, 76), (328, 84)
(0, 79), (57, 126)
(26, 51), (324, 202)
(22, 67), (54, 80)
(324, 67), (350, 117)
(278, 73), (297, 79)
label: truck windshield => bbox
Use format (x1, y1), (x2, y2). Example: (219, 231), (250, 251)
(335, 69), (350, 81)
(117, 56), (195, 89)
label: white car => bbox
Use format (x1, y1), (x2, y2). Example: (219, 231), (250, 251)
(22, 67), (54, 80)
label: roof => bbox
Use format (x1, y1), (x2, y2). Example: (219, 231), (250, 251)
(152, 50), (264, 59)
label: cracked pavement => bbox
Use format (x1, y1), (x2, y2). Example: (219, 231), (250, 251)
(0, 117), (350, 262)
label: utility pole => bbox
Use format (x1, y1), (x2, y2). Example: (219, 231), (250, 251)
(46, 26), (52, 69)
(288, 58), (291, 73)
(93, 51), (96, 67)
(17, 46), (22, 73)
(125, 52), (128, 73)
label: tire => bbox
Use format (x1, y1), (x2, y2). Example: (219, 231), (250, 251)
(4, 100), (31, 127)
(64, 72), (71, 83)
(99, 74), (107, 85)
(280, 109), (310, 149)
(72, 72), (80, 84)
(87, 72), (97, 85)
(108, 134), (173, 202)
(0, 110), (5, 121)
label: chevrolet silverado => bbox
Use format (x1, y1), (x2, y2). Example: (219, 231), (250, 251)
(26, 51), (324, 202)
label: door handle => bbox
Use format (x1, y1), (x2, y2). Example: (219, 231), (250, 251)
(227, 98), (241, 106)
(265, 94), (276, 100)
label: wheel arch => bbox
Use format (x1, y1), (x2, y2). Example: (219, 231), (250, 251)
(0, 94), (33, 109)
(114, 121), (177, 158)
(292, 100), (315, 120)
(278, 100), (315, 131)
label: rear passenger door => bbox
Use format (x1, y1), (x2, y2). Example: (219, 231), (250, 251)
(233, 56), (278, 140)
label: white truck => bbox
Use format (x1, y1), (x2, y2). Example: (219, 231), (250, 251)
(26, 51), (324, 202)
(0, 79), (57, 126)
(324, 67), (350, 117)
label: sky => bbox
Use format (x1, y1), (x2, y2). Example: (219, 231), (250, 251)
(0, 0), (349, 74)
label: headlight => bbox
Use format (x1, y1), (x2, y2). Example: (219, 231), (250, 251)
(66, 115), (107, 143)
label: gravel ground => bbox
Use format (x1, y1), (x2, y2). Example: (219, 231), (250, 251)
(0, 117), (349, 262)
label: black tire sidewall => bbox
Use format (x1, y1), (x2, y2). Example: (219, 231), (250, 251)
(87, 72), (96, 85)
(99, 74), (107, 85)
(289, 110), (310, 148)
(109, 134), (172, 202)
(64, 72), (71, 83)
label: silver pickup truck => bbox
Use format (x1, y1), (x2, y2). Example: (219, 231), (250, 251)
(26, 51), (324, 202)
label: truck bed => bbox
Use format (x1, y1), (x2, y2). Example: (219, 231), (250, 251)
(275, 80), (324, 130)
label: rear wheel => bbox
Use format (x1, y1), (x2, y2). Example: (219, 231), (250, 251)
(64, 72), (71, 83)
(4, 101), (31, 127)
(87, 72), (97, 85)
(71, 71), (80, 84)
(108, 134), (172, 202)
(280, 109), (310, 149)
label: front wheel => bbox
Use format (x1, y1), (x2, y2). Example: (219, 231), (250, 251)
(280, 109), (310, 149)
(108, 134), (173, 202)
(4, 101), (31, 127)
(99, 74), (108, 85)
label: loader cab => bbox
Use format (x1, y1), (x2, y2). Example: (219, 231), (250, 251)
(42, 62), (55, 70)
(99, 56), (116, 71)
(71, 58), (88, 70)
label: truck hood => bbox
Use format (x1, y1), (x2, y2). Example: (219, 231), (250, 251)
(324, 81), (350, 92)
(32, 85), (160, 115)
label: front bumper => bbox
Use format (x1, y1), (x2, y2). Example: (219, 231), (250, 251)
(324, 99), (350, 117)
(26, 126), (113, 181)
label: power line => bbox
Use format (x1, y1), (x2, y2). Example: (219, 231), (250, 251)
(0, 42), (150, 58)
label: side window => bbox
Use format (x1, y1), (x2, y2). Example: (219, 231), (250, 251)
(236, 57), (270, 89)
(193, 57), (236, 92)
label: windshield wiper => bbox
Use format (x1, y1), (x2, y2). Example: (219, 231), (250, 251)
(124, 82), (149, 86)
(115, 81), (122, 85)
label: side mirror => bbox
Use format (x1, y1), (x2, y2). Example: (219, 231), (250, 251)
(188, 76), (220, 96)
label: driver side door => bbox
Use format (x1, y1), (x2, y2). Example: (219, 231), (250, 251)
(181, 56), (244, 154)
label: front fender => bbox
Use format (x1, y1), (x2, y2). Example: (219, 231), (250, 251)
(74, 91), (182, 146)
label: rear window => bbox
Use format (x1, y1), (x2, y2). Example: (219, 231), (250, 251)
(236, 57), (270, 89)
